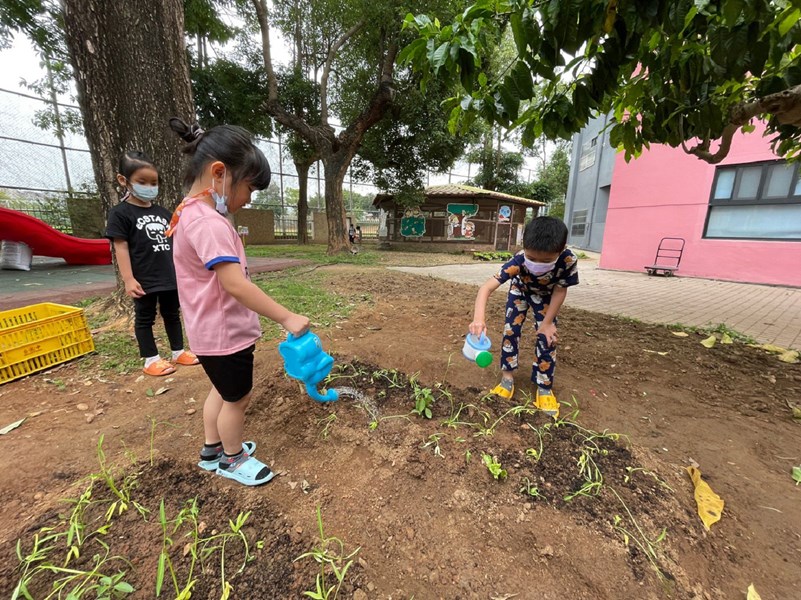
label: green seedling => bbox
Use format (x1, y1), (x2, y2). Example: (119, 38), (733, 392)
(148, 417), (179, 466)
(475, 395), (537, 438)
(95, 436), (148, 521)
(624, 466), (675, 492)
(609, 487), (669, 584)
(317, 413), (337, 439)
(481, 453), (508, 481)
(371, 368), (404, 388)
(295, 506), (360, 600)
(409, 373), (435, 419)
(465, 449), (472, 464)
(421, 433), (445, 458)
(520, 477), (545, 499)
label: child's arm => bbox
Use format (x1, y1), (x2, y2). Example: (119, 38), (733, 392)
(469, 278), (501, 337)
(539, 286), (568, 345)
(213, 262), (310, 336)
(112, 239), (145, 298)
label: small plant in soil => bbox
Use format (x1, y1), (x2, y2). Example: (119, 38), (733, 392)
(421, 433), (445, 458)
(409, 373), (435, 419)
(317, 413), (337, 439)
(295, 506), (360, 600)
(95, 436), (148, 521)
(12, 477), (135, 600)
(155, 498), (258, 599)
(482, 453), (508, 481)
(520, 476), (545, 499)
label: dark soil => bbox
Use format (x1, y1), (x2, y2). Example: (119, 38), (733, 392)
(1, 265), (800, 600)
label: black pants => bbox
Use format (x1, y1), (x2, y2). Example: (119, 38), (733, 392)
(133, 290), (184, 357)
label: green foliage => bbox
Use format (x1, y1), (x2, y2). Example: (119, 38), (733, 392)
(403, 0), (801, 161)
(481, 453), (508, 480)
(253, 270), (362, 338)
(191, 57), (273, 138)
(295, 507), (360, 600)
(472, 250), (512, 261)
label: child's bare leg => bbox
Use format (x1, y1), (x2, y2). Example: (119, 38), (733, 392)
(202, 387), (224, 444)
(217, 393), (252, 455)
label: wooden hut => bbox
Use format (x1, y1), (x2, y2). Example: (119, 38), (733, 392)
(372, 184), (545, 251)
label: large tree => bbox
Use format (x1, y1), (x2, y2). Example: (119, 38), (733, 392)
(402, 0), (801, 163)
(62, 0), (195, 214)
(247, 0), (461, 253)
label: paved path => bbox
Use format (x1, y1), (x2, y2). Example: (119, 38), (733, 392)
(391, 254), (801, 349)
(0, 257), (306, 310)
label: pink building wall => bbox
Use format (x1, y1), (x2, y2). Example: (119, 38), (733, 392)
(599, 126), (801, 287)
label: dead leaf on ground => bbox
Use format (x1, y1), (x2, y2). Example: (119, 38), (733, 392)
(747, 584), (762, 600)
(700, 335), (717, 348)
(643, 349), (669, 356)
(0, 418), (26, 435)
(671, 331), (689, 337)
(154, 387), (170, 395)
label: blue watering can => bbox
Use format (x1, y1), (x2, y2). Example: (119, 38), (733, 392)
(278, 331), (338, 402)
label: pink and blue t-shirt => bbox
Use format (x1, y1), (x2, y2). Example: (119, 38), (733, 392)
(171, 199), (260, 356)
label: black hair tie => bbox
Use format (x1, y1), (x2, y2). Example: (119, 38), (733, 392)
(190, 124), (205, 141)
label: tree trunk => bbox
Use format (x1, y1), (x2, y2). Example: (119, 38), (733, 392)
(62, 0), (194, 217)
(296, 160), (311, 244)
(322, 154), (351, 254)
(62, 0), (194, 312)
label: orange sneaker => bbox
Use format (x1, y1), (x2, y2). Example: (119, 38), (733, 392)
(173, 350), (200, 366)
(143, 358), (176, 377)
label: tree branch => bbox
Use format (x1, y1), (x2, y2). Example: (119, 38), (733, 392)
(320, 19), (366, 126)
(684, 84), (801, 163)
(251, 0), (278, 102)
(339, 40), (399, 150)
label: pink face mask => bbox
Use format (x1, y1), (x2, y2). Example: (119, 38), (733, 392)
(524, 258), (556, 275)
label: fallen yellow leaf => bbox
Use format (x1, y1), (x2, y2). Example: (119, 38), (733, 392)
(721, 332), (733, 344)
(700, 335), (717, 348)
(777, 350), (800, 364)
(760, 343), (787, 354)
(686, 466), (724, 530)
(671, 331), (689, 337)
(747, 583), (762, 600)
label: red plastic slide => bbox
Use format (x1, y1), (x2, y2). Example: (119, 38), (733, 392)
(0, 206), (111, 265)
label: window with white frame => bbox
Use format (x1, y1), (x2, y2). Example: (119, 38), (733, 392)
(705, 161), (801, 240)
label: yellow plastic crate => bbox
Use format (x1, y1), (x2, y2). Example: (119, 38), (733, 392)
(0, 302), (95, 384)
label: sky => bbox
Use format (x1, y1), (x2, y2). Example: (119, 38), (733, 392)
(0, 25), (542, 195)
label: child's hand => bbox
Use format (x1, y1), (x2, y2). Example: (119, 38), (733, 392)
(283, 313), (311, 337)
(469, 320), (487, 337)
(124, 278), (145, 298)
(539, 322), (558, 346)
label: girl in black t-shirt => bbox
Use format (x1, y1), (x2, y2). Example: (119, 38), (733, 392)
(105, 151), (199, 376)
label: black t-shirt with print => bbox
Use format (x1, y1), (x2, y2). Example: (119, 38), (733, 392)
(105, 201), (177, 293)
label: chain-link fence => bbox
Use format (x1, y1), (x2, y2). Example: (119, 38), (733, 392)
(0, 87), (542, 238)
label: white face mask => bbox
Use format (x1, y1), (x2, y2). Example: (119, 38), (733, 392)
(524, 258), (556, 275)
(211, 169), (228, 215)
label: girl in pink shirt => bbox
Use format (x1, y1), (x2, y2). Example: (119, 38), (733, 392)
(167, 118), (310, 486)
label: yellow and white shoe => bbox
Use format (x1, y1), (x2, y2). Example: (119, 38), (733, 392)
(535, 389), (560, 419)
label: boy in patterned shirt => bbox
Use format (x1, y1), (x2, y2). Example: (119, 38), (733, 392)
(469, 217), (579, 418)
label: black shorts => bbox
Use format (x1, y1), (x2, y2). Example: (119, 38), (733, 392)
(196, 345), (255, 402)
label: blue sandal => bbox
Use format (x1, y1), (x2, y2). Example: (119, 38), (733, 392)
(216, 454), (275, 486)
(197, 441), (256, 471)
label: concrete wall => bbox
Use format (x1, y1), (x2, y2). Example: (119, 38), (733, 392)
(312, 210), (328, 244)
(600, 122), (801, 287)
(564, 113), (615, 252)
(233, 209), (274, 244)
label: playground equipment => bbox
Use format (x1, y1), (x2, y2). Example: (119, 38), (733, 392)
(645, 237), (685, 277)
(0, 207), (111, 266)
(278, 331), (338, 402)
(463, 333), (493, 368)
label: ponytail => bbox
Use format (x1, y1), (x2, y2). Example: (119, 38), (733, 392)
(169, 117), (271, 190)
